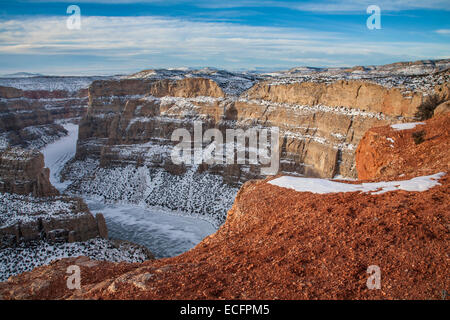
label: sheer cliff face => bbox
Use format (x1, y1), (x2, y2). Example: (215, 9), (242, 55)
(246, 80), (425, 118)
(76, 75), (433, 180)
(0, 85), (88, 149)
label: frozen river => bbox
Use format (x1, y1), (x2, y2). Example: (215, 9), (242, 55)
(42, 122), (216, 258)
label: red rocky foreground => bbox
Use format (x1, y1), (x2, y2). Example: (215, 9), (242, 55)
(0, 115), (448, 300)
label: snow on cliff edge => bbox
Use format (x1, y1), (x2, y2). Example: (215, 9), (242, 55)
(268, 172), (445, 195)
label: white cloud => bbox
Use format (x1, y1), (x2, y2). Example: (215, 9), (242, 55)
(291, 0), (450, 12)
(435, 29), (450, 34)
(0, 15), (340, 56)
(0, 15), (449, 74)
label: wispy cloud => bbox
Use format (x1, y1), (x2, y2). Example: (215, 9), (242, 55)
(435, 29), (450, 34)
(0, 15), (449, 74)
(16, 0), (450, 11)
(290, 0), (450, 12)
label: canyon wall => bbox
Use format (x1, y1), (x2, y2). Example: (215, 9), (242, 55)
(0, 193), (108, 246)
(0, 63), (448, 298)
(0, 147), (108, 246)
(0, 85), (88, 149)
(246, 80), (426, 117)
(0, 148), (58, 197)
(63, 72), (448, 224)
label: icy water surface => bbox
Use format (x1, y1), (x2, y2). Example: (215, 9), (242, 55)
(86, 201), (216, 258)
(42, 122), (217, 258)
(42, 122), (78, 191)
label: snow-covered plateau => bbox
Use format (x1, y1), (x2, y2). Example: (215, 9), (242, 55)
(0, 238), (151, 282)
(1, 59), (448, 283)
(124, 60), (450, 96)
(0, 76), (114, 92)
(0, 193), (81, 228)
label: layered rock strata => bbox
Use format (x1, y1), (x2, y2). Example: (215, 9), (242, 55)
(356, 113), (450, 180)
(75, 75), (446, 184)
(0, 148), (58, 197)
(62, 70), (449, 224)
(0, 85), (88, 149)
(0, 193), (107, 246)
(0, 148), (107, 245)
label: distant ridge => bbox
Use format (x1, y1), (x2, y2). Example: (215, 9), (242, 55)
(0, 72), (44, 78)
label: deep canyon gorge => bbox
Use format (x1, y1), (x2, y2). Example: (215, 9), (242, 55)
(0, 59), (449, 299)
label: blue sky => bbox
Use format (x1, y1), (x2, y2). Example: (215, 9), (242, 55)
(0, 0), (449, 75)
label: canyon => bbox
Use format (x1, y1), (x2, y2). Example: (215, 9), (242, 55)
(58, 61), (449, 226)
(1, 112), (448, 300)
(78, 63), (449, 183)
(0, 59), (448, 299)
(0, 76), (112, 150)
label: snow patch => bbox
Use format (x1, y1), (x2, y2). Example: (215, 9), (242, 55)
(390, 122), (425, 131)
(268, 173), (445, 195)
(0, 238), (150, 282)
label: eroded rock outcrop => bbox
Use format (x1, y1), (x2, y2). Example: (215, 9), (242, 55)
(434, 100), (450, 117)
(0, 85), (88, 149)
(0, 148), (58, 197)
(1, 175), (448, 300)
(356, 114), (450, 180)
(0, 193), (108, 246)
(246, 80), (427, 117)
(74, 75), (430, 184)
(61, 69), (449, 226)
(0, 86), (23, 99)
(1, 113), (448, 300)
(0, 147), (108, 246)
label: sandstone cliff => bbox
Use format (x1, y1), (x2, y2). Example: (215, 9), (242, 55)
(0, 85), (88, 149)
(0, 148), (108, 245)
(0, 193), (108, 246)
(245, 80), (434, 118)
(74, 75), (431, 184)
(434, 100), (450, 117)
(60, 69), (449, 226)
(0, 148), (58, 197)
